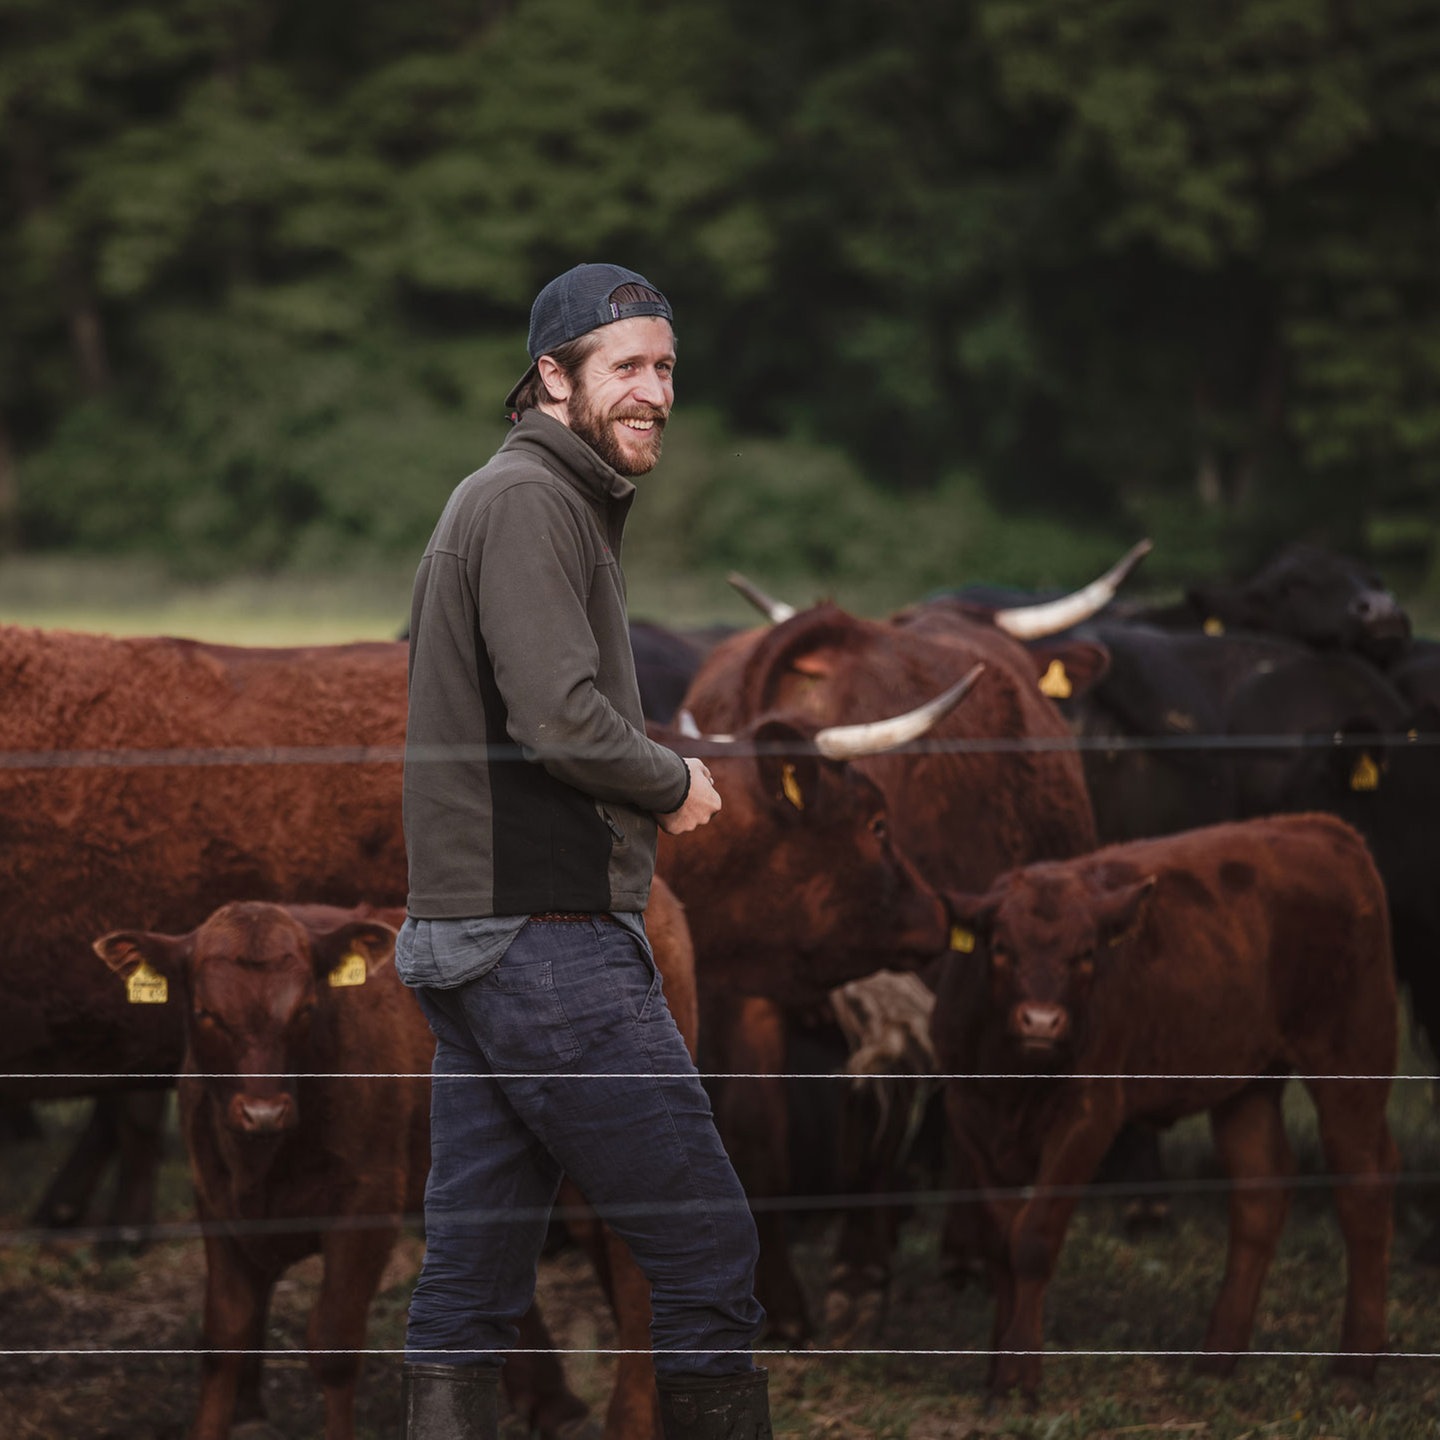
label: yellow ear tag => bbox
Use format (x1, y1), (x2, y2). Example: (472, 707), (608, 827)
(1038, 659), (1072, 700)
(328, 953), (368, 988)
(781, 763), (805, 811)
(950, 926), (975, 953)
(1350, 752), (1381, 792)
(125, 962), (169, 1005)
(1203, 617), (1225, 636)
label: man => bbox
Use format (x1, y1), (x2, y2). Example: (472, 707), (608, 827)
(397, 263), (770, 1440)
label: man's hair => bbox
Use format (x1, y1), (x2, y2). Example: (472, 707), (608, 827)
(510, 282), (671, 414)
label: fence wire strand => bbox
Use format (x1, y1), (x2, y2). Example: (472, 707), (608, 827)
(3, 724), (1438, 1372)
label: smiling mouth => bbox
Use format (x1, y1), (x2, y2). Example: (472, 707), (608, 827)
(617, 417), (659, 433)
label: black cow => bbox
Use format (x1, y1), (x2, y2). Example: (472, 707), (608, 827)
(1128, 543), (1411, 663)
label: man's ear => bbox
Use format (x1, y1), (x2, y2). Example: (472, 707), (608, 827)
(536, 354), (572, 404)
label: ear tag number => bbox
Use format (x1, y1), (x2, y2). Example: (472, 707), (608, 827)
(1038, 660), (1072, 699)
(328, 953), (368, 988)
(126, 962), (169, 1005)
(1350, 753), (1381, 792)
(950, 926), (975, 953)
(781, 764), (805, 811)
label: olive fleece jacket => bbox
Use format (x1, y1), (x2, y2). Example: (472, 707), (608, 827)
(402, 411), (690, 918)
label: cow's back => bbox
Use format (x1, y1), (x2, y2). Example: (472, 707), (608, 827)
(1072, 814), (1394, 1090)
(0, 628), (410, 1084)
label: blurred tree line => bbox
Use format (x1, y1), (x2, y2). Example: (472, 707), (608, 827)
(2, 0), (1439, 591)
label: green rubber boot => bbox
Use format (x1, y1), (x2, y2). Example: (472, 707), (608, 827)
(400, 1362), (500, 1439)
(656, 1368), (772, 1440)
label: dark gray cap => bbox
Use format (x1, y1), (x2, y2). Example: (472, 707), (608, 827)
(504, 262), (673, 411)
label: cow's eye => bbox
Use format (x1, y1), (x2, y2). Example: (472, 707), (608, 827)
(869, 815), (889, 842)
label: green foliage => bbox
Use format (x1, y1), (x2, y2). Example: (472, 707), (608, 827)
(2, 0), (1438, 581)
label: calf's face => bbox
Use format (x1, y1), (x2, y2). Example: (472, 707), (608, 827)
(949, 865), (1155, 1068)
(95, 903), (396, 1137)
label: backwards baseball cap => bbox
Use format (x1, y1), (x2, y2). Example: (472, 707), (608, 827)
(504, 262), (674, 412)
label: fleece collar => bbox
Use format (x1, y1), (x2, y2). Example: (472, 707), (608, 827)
(503, 410), (639, 511)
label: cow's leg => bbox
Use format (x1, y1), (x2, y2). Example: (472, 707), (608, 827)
(32, 1094), (119, 1231)
(190, 1233), (274, 1440)
(101, 1089), (170, 1256)
(504, 1299), (595, 1440)
(707, 994), (811, 1344)
(601, 1221), (664, 1440)
(1200, 1080), (1293, 1374)
(941, 1094), (1022, 1392)
(992, 1112), (1120, 1397)
(309, 1223), (403, 1440)
(825, 1074), (929, 1347)
(533, 1181), (646, 1439)
(1307, 1076), (1398, 1378)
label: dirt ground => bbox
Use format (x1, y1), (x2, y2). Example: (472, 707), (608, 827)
(6, 1097), (1440, 1440)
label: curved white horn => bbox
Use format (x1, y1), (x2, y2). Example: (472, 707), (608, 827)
(992, 539), (1153, 640)
(814, 664), (985, 761)
(676, 709), (702, 739)
(727, 572), (797, 624)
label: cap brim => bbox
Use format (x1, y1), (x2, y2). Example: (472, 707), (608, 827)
(503, 362), (538, 413)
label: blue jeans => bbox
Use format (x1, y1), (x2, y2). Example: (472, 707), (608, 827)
(404, 915), (764, 1377)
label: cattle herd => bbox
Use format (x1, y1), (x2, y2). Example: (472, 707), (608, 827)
(1, 541), (1437, 1437)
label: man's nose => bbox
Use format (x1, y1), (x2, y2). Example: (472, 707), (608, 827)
(633, 368), (670, 408)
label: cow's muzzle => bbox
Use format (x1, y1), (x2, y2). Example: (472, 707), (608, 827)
(228, 1092), (297, 1136)
(1008, 1002), (1070, 1058)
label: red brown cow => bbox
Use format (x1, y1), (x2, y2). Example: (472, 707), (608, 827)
(934, 813), (1399, 1396)
(672, 600), (1101, 1341)
(94, 885), (699, 1440)
(0, 626), (412, 1238)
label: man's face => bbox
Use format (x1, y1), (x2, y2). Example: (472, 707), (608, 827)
(558, 316), (675, 476)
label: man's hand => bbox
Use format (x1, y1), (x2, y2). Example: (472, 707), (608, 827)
(657, 757), (722, 834)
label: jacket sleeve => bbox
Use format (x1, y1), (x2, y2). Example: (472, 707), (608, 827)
(472, 480), (690, 812)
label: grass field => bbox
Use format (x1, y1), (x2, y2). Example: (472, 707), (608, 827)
(0, 554), (773, 645)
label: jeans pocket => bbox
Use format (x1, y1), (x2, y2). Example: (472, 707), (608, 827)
(468, 947), (583, 1071)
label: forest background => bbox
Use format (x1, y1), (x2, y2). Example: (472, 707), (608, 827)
(3, 0), (1440, 631)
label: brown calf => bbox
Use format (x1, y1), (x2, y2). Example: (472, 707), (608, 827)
(94, 902), (599, 1440)
(933, 813), (1399, 1396)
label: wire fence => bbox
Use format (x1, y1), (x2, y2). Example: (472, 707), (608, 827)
(1, 723), (1437, 1379)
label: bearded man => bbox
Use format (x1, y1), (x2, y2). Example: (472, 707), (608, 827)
(397, 264), (769, 1439)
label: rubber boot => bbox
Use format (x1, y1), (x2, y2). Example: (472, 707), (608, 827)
(400, 1361), (500, 1439)
(656, 1368), (772, 1440)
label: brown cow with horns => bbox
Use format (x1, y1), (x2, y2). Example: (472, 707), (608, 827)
(933, 812), (1400, 1396)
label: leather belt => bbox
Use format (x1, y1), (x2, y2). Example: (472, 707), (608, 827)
(529, 911), (619, 926)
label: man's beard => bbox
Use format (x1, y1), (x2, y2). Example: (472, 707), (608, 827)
(566, 383), (667, 476)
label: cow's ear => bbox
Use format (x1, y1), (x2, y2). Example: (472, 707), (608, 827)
(308, 919), (397, 986)
(1028, 640), (1110, 702)
(944, 892), (997, 956)
(93, 930), (189, 981)
(753, 720), (821, 818)
(1095, 875), (1157, 949)
(1327, 719), (1388, 794)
